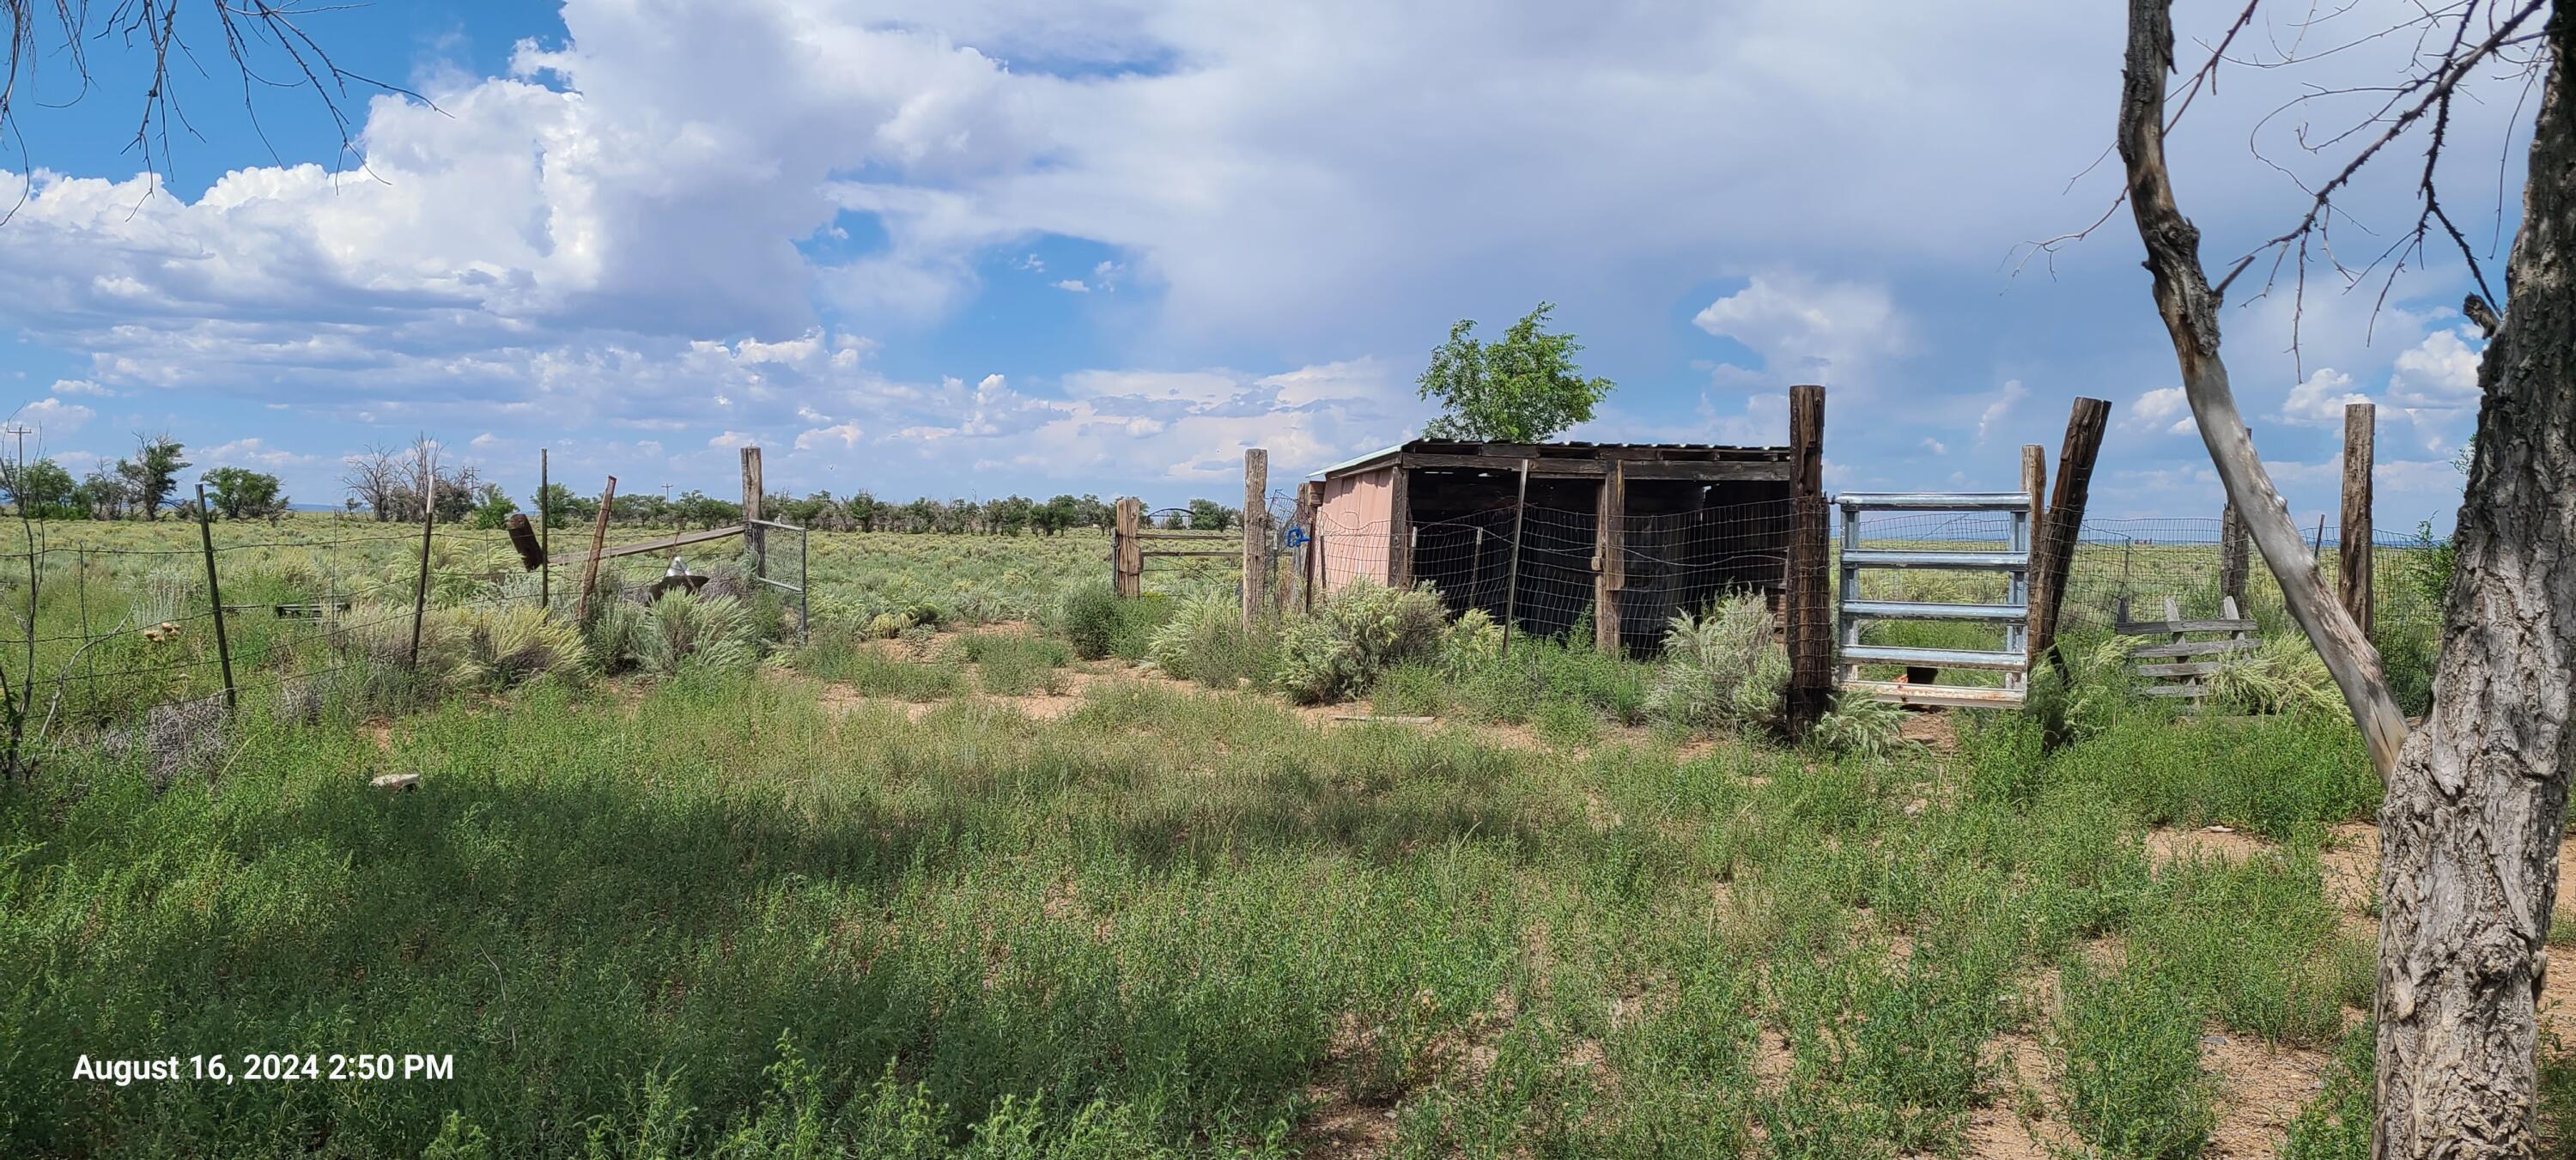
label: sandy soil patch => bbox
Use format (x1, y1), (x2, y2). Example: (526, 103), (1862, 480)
(2202, 1031), (2331, 1160)
(2145, 824), (2274, 867)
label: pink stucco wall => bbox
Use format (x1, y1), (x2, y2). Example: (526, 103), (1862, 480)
(1314, 465), (1395, 592)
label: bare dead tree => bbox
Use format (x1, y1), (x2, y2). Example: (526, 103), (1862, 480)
(2115, 1), (2573, 1153)
(2, 1), (421, 220)
(340, 442), (400, 521)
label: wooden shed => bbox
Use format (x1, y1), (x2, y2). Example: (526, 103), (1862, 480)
(1307, 439), (1802, 653)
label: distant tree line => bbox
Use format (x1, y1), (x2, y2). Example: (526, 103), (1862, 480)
(0, 434), (293, 522)
(2, 428), (1249, 535)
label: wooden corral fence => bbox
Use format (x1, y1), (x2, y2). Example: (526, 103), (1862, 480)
(559, 447), (810, 636)
(1109, 450), (1286, 623)
(2116, 595), (2256, 705)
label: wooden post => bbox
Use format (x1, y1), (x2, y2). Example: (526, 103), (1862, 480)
(2026, 397), (2112, 671)
(740, 446), (766, 580)
(1291, 481), (1320, 614)
(409, 457), (440, 667)
(2018, 443), (2045, 688)
(1242, 448), (1269, 625)
(2220, 501), (2248, 606)
(2340, 403), (2373, 637)
(1500, 460), (1529, 654)
(539, 448), (550, 611)
(1388, 465), (1413, 587)
(1113, 497), (1143, 598)
(1595, 459), (1625, 652)
(193, 484), (236, 709)
(1784, 384), (1831, 734)
(2021, 445), (2045, 523)
(505, 513), (544, 570)
(576, 477), (617, 623)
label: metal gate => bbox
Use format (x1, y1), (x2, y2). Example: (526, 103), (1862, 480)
(1834, 492), (2032, 708)
(749, 519), (810, 639)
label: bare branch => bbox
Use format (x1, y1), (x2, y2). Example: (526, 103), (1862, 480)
(1, 0), (433, 209)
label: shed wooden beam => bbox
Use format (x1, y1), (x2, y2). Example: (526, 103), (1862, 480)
(1399, 452), (1791, 482)
(1390, 465), (1413, 586)
(1595, 459), (1625, 652)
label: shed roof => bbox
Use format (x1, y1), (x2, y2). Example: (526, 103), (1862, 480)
(1315, 438), (1794, 482)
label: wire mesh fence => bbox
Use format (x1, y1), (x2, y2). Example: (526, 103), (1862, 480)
(1291, 495), (2445, 701)
(0, 516), (556, 765)
(2055, 517), (2444, 708)
(0, 513), (816, 770)
(1304, 495), (1797, 650)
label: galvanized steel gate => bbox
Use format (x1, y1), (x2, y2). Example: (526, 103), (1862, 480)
(1833, 492), (2032, 708)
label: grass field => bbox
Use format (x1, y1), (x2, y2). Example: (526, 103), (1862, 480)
(0, 519), (2546, 1158)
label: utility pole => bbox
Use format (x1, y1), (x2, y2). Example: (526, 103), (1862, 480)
(2, 424), (28, 507)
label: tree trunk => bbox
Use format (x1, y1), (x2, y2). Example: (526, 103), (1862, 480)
(2377, 8), (2576, 1154)
(2116, 0), (2409, 772)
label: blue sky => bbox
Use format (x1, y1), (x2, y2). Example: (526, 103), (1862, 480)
(0, 0), (2525, 525)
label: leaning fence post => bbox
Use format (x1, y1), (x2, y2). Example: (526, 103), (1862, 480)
(2026, 398), (2112, 673)
(1783, 384), (1831, 735)
(410, 462), (436, 668)
(1290, 481), (1320, 613)
(577, 477), (617, 624)
(194, 483), (237, 708)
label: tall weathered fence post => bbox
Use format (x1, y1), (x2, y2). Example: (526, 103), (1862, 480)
(2021, 445), (2046, 525)
(741, 446), (766, 580)
(539, 447), (551, 611)
(2340, 402), (2374, 637)
(2220, 501), (2248, 607)
(410, 462), (436, 668)
(1783, 384), (1831, 735)
(1501, 459), (1529, 655)
(577, 477), (617, 624)
(193, 483), (237, 709)
(1595, 459), (1626, 653)
(1113, 497), (1143, 598)
(1242, 448), (1269, 626)
(1291, 481), (1320, 614)
(2026, 398), (2111, 672)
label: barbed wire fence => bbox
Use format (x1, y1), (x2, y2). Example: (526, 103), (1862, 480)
(0, 508), (813, 780)
(0, 511), (560, 777)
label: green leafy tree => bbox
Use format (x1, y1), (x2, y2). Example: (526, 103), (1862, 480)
(202, 466), (287, 519)
(529, 483), (580, 530)
(1416, 301), (1614, 442)
(118, 434), (190, 519)
(466, 483), (519, 530)
(2, 457), (78, 514)
(1185, 498), (1238, 531)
